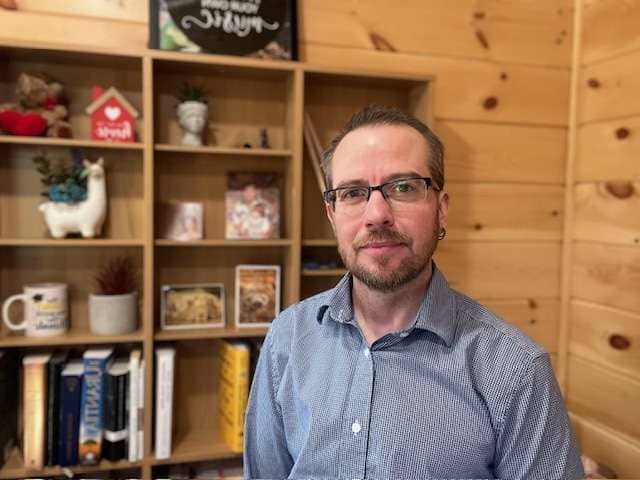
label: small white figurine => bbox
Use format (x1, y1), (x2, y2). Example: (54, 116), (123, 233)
(177, 100), (208, 147)
(39, 158), (107, 238)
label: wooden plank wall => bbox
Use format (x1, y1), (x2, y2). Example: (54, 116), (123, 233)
(568, 0), (640, 476)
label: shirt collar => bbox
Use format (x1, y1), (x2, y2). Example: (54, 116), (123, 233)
(316, 262), (457, 347)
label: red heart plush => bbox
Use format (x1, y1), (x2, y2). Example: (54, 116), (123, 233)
(0, 110), (48, 136)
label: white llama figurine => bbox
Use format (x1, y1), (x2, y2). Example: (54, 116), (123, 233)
(39, 158), (107, 238)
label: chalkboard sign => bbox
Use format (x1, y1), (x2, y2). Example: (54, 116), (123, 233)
(150, 0), (297, 60)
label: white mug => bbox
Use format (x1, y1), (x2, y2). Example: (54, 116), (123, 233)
(2, 283), (68, 337)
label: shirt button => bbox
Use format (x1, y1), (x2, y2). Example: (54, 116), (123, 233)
(363, 348), (370, 357)
(352, 421), (361, 434)
(399, 331), (409, 338)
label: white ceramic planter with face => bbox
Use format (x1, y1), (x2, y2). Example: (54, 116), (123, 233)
(88, 291), (137, 336)
(177, 101), (208, 147)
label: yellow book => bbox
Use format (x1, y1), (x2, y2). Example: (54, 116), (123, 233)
(22, 353), (51, 471)
(217, 340), (249, 453)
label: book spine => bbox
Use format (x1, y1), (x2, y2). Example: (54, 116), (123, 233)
(137, 359), (144, 461)
(103, 370), (127, 462)
(218, 342), (249, 453)
(127, 353), (139, 462)
(0, 353), (18, 468)
(46, 355), (65, 466)
(154, 351), (174, 460)
(102, 367), (118, 462)
(78, 357), (108, 465)
(58, 373), (82, 466)
(23, 362), (47, 471)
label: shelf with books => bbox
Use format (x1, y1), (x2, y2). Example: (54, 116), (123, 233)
(0, 446), (142, 480)
(0, 135), (144, 150)
(154, 143), (292, 157)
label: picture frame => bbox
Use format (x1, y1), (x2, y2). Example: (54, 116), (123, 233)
(225, 172), (280, 240)
(161, 283), (225, 330)
(235, 265), (280, 328)
(149, 0), (298, 60)
(157, 201), (204, 241)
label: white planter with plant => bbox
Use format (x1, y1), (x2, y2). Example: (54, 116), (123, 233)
(176, 83), (208, 147)
(89, 256), (138, 336)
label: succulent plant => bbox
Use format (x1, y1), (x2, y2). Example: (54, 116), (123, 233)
(94, 256), (137, 295)
(33, 150), (88, 203)
(176, 82), (207, 104)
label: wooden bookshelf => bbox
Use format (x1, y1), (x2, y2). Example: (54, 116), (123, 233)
(0, 40), (431, 478)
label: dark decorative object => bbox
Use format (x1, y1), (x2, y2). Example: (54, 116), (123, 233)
(149, 0), (297, 60)
(94, 256), (137, 295)
(259, 128), (270, 148)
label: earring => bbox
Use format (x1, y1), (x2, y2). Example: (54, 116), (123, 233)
(438, 227), (446, 240)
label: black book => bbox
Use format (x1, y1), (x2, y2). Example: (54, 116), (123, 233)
(103, 359), (129, 462)
(0, 351), (18, 468)
(46, 350), (68, 466)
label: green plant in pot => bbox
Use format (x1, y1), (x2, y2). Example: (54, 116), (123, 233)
(89, 256), (138, 336)
(176, 82), (208, 147)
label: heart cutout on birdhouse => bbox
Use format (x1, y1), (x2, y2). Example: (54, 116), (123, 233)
(105, 106), (121, 121)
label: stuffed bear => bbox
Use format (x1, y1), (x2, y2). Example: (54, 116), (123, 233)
(0, 72), (73, 137)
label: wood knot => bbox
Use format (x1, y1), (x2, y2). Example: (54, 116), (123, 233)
(483, 96), (498, 110)
(528, 299), (537, 309)
(587, 78), (600, 89)
(605, 181), (635, 199)
(473, 11), (486, 20)
(500, 72), (508, 80)
(473, 223), (483, 231)
(609, 334), (631, 350)
(551, 210), (560, 216)
(529, 318), (536, 325)
(369, 32), (396, 52)
(615, 127), (630, 139)
(475, 29), (490, 49)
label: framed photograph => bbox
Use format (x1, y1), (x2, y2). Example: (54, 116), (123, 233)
(149, 0), (297, 60)
(161, 283), (225, 330)
(225, 172), (280, 240)
(157, 201), (204, 241)
(235, 265), (280, 328)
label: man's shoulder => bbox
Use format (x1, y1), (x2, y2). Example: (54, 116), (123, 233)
(451, 289), (547, 362)
(268, 288), (332, 342)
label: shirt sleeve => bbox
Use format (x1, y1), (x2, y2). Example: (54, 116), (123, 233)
(493, 353), (585, 479)
(243, 329), (293, 479)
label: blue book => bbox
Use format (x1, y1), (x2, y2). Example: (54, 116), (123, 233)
(58, 360), (83, 466)
(78, 348), (113, 465)
(46, 350), (68, 466)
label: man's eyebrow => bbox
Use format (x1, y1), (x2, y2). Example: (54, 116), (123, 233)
(334, 171), (426, 189)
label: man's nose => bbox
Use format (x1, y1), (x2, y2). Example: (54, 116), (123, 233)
(363, 189), (394, 227)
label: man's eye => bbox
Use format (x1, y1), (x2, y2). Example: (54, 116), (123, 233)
(392, 181), (415, 193)
(339, 188), (367, 200)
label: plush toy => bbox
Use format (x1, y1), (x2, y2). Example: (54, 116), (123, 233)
(0, 72), (72, 137)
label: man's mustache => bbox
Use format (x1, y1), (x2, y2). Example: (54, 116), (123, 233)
(352, 227), (411, 250)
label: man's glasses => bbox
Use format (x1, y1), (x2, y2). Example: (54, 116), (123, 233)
(323, 177), (436, 216)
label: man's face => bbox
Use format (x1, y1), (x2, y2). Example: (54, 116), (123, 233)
(325, 124), (448, 292)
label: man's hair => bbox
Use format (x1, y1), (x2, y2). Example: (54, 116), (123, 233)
(320, 104), (445, 191)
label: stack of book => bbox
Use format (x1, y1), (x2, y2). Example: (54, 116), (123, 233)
(8, 348), (144, 471)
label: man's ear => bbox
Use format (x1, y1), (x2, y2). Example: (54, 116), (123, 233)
(438, 190), (449, 229)
(324, 202), (337, 237)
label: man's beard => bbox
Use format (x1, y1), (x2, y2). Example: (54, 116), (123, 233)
(338, 216), (440, 293)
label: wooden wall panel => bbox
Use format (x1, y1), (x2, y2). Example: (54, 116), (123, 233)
(12, 0), (147, 23)
(446, 184), (564, 241)
(434, 242), (561, 299)
(570, 300), (640, 380)
(573, 182), (640, 245)
(299, 0), (572, 67)
(579, 50), (640, 123)
(567, 355), (640, 440)
(571, 413), (640, 478)
(576, 118), (640, 182)
(572, 242), (640, 312)
(438, 121), (566, 184)
(581, 0), (640, 66)
(301, 44), (570, 126)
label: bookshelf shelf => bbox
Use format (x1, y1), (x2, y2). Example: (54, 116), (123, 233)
(0, 238), (145, 247)
(151, 439), (240, 466)
(155, 143), (291, 157)
(0, 447), (141, 480)
(0, 329), (145, 348)
(302, 268), (347, 277)
(155, 326), (267, 342)
(0, 135), (144, 150)
(302, 238), (337, 246)
(155, 239), (292, 247)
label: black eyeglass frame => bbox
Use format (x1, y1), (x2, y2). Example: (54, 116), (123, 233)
(322, 176), (438, 205)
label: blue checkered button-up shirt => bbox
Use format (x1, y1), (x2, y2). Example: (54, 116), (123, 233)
(244, 264), (584, 479)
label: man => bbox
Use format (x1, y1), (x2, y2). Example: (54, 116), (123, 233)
(244, 105), (584, 479)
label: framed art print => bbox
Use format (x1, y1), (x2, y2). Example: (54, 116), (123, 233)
(235, 265), (280, 328)
(161, 283), (225, 330)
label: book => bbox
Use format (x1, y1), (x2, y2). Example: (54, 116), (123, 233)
(303, 112), (327, 193)
(217, 340), (250, 453)
(235, 264), (281, 328)
(46, 350), (68, 466)
(58, 359), (83, 467)
(78, 348), (113, 465)
(138, 358), (145, 461)
(154, 347), (175, 460)
(0, 351), (18, 469)
(127, 349), (140, 462)
(103, 359), (129, 462)
(22, 352), (52, 471)
(225, 172), (280, 240)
